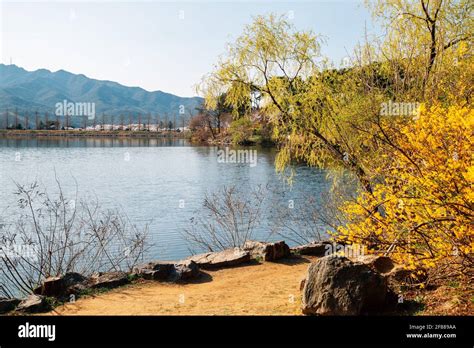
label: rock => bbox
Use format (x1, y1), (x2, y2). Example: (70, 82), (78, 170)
(33, 276), (62, 296)
(133, 260), (200, 282)
(291, 241), (332, 257)
(133, 261), (175, 280)
(137, 268), (157, 280)
(387, 265), (414, 283)
(173, 260), (200, 281)
(350, 256), (426, 289)
(33, 272), (87, 297)
(351, 255), (395, 274)
(243, 240), (290, 261)
(302, 256), (393, 315)
(68, 283), (88, 295)
(0, 297), (20, 314)
(385, 265), (426, 286)
(88, 271), (130, 289)
(187, 248), (251, 269)
(16, 295), (51, 313)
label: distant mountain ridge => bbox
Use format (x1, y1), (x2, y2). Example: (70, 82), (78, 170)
(0, 64), (203, 122)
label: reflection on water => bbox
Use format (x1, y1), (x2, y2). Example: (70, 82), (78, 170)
(0, 136), (188, 148)
(0, 136), (334, 261)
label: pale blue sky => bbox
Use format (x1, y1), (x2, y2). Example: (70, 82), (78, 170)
(1, 1), (381, 97)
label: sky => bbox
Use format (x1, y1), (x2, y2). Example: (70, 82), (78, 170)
(0, 0), (382, 97)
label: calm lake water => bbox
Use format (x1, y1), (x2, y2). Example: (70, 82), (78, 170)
(0, 136), (334, 261)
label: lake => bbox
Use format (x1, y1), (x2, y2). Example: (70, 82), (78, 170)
(0, 136), (334, 261)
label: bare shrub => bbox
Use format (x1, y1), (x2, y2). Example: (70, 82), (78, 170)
(270, 195), (325, 245)
(0, 180), (150, 298)
(269, 175), (356, 245)
(184, 185), (265, 252)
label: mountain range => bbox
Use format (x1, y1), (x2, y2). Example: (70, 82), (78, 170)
(0, 64), (203, 126)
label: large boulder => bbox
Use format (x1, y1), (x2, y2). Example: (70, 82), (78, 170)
(243, 240), (290, 261)
(0, 297), (21, 314)
(302, 256), (393, 315)
(187, 248), (251, 269)
(291, 241), (332, 257)
(16, 295), (51, 313)
(88, 271), (130, 289)
(33, 272), (87, 298)
(133, 260), (200, 282)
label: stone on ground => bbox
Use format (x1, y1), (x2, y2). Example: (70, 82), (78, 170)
(243, 240), (290, 261)
(0, 297), (21, 314)
(132, 260), (200, 282)
(290, 241), (332, 257)
(88, 271), (130, 289)
(17, 294), (51, 313)
(186, 248), (251, 269)
(302, 256), (394, 315)
(33, 272), (87, 297)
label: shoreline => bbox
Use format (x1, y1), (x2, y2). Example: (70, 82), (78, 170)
(1, 241), (472, 316)
(46, 253), (473, 316)
(0, 129), (188, 138)
(0, 130), (277, 148)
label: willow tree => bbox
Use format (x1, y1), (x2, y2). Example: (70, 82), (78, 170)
(368, 0), (473, 100)
(200, 14), (375, 192)
(338, 0), (474, 192)
(200, 6), (471, 193)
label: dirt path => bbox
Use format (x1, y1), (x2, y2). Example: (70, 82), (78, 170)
(49, 256), (315, 316)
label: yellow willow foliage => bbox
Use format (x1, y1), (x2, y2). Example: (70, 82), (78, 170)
(335, 104), (473, 272)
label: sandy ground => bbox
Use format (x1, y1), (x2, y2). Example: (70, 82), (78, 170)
(49, 256), (316, 316)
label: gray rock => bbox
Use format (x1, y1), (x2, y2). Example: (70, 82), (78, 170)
(302, 256), (392, 315)
(150, 262), (176, 278)
(88, 271), (130, 289)
(33, 272), (87, 297)
(187, 248), (251, 269)
(173, 260), (200, 281)
(387, 265), (414, 282)
(133, 260), (200, 282)
(17, 295), (51, 313)
(0, 297), (20, 314)
(243, 240), (290, 261)
(136, 268), (158, 280)
(291, 241), (332, 256)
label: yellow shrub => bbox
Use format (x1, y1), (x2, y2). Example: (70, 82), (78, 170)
(336, 104), (473, 273)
